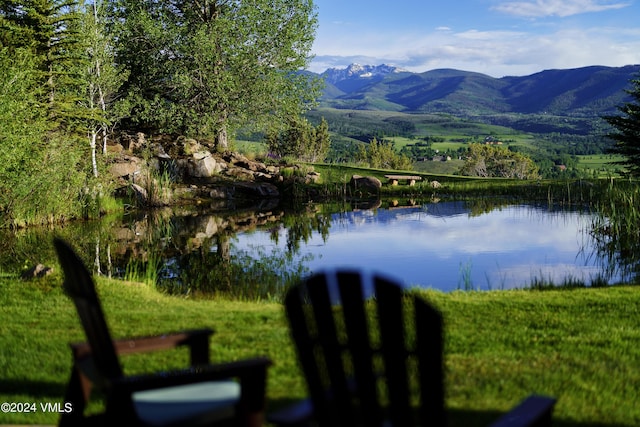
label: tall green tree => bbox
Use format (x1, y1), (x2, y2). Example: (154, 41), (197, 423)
(0, 0), (86, 126)
(459, 144), (539, 179)
(0, 1), (119, 224)
(79, 0), (128, 177)
(357, 138), (413, 170)
(0, 47), (86, 226)
(110, 0), (320, 148)
(266, 117), (330, 161)
(605, 74), (640, 176)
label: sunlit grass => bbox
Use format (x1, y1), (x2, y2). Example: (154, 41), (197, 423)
(1, 274), (639, 426)
(577, 154), (626, 178)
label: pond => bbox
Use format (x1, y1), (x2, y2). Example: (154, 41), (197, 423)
(0, 198), (627, 298)
(234, 201), (616, 292)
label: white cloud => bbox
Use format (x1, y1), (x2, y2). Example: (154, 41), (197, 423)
(310, 25), (640, 76)
(493, 0), (630, 18)
(455, 29), (527, 40)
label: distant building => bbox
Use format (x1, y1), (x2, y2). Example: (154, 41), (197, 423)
(432, 155), (451, 162)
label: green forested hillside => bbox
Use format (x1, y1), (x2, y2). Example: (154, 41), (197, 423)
(318, 65), (640, 119)
(305, 63), (638, 177)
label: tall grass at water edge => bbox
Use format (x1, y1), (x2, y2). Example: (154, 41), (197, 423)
(310, 163), (607, 205)
(589, 179), (640, 281)
(591, 179), (640, 238)
(458, 262), (610, 292)
(123, 253), (161, 287)
(441, 178), (604, 205)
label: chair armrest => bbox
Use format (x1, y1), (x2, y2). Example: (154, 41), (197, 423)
(71, 328), (214, 365)
(110, 357), (272, 394)
(109, 357), (272, 427)
(267, 398), (314, 427)
(489, 395), (557, 427)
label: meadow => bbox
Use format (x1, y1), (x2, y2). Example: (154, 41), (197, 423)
(1, 273), (638, 426)
(238, 108), (619, 178)
(576, 154), (626, 178)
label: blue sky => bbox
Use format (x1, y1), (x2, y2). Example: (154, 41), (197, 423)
(309, 0), (640, 76)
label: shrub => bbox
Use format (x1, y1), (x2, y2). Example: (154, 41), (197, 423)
(357, 137), (413, 170)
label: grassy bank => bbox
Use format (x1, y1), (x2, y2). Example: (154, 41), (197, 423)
(308, 163), (606, 206)
(1, 274), (638, 426)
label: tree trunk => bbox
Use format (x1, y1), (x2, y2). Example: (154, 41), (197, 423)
(217, 233), (231, 262)
(102, 127), (108, 155)
(90, 129), (99, 177)
(216, 126), (228, 150)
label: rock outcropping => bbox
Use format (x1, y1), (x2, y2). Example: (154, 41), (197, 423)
(107, 133), (308, 206)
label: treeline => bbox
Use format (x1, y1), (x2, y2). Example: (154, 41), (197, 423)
(0, 0), (319, 226)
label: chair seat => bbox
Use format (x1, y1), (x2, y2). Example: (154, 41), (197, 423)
(133, 380), (241, 426)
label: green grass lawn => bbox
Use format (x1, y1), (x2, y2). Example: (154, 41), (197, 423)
(412, 158), (465, 175)
(577, 154), (626, 178)
(1, 274), (639, 426)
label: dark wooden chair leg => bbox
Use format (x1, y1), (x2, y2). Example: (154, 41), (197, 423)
(238, 365), (268, 427)
(59, 367), (89, 427)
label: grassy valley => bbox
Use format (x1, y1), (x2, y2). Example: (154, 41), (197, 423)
(295, 64), (640, 179)
(303, 107), (618, 178)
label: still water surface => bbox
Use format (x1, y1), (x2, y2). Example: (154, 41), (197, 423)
(234, 201), (609, 292)
(1, 200), (619, 296)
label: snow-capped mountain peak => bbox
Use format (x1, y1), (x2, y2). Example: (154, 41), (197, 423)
(322, 63), (407, 85)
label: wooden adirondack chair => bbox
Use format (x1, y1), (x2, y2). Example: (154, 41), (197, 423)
(269, 270), (556, 427)
(54, 238), (271, 427)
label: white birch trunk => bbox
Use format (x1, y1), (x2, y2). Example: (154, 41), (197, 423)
(90, 129), (99, 178)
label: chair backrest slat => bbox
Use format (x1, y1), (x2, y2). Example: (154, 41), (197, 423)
(306, 273), (357, 426)
(337, 271), (383, 426)
(286, 275), (347, 426)
(416, 298), (446, 426)
(54, 239), (124, 382)
(376, 276), (412, 426)
(286, 270), (445, 427)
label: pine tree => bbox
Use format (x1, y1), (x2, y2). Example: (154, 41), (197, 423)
(0, 0), (86, 126)
(0, 46), (87, 225)
(605, 75), (640, 176)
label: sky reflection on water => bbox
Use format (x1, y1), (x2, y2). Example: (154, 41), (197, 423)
(236, 202), (609, 291)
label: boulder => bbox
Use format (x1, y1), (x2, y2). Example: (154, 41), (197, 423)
(234, 182), (280, 198)
(21, 264), (53, 280)
(130, 183), (149, 204)
(306, 171), (321, 183)
(187, 153), (225, 177)
(182, 138), (202, 155)
(350, 175), (382, 194)
(224, 152), (270, 174)
(150, 142), (170, 159)
(122, 132), (147, 153)
(225, 167), (256, 181)
(109, 156), (143, 179)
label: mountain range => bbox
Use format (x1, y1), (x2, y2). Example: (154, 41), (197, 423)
(314, 63), (640, 118)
